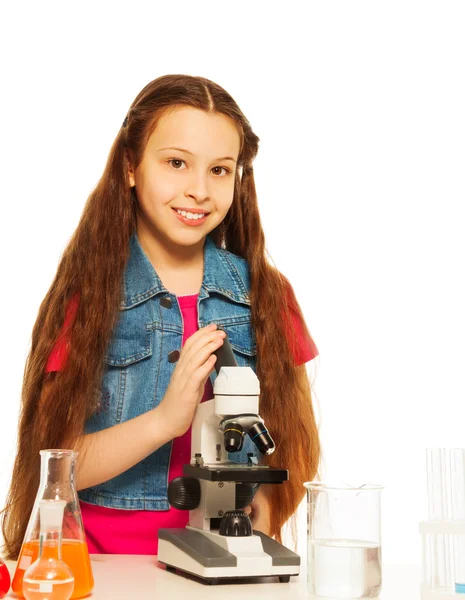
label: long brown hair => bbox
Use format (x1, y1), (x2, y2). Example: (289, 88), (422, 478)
(1, 74), (320, 558)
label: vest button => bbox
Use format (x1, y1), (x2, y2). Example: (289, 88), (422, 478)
(168, 350), (180, 363)
(160, 296), (173, 309)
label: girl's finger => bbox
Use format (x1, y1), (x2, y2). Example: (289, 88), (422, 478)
(176, 331), (225, 379)
(182, 328), (225, 361)
(183, 338), (223, 382)
(186, 354), (217, 390)
(182, 323), (218, 353)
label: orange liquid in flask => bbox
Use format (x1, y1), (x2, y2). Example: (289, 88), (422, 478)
(13, 540), (93, 599)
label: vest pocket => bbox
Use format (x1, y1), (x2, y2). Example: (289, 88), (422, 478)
(95, 329), (153, 426)
(104, 330), (153, 366)
(216, 318), (257, 359)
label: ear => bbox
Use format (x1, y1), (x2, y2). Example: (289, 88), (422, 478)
(126, 150), (136, 187)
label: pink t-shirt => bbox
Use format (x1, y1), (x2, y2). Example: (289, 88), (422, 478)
(46, 292), (318, 554)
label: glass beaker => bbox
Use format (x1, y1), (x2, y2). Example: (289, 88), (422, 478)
(12, 450), (94, 599)
(304, 482), (383, 599)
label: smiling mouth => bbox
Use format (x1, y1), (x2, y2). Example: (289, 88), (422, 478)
(172, 207), (210, 221)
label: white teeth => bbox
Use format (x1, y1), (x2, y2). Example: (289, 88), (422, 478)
(176, 209), (206, 220)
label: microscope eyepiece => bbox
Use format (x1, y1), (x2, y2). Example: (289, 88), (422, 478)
(223, 422), (244, 453)
(248, 422), (275, 455)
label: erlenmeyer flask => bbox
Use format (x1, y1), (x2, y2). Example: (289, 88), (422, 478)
(12, 450), (94, 599)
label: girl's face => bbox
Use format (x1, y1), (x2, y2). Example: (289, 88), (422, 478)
(129, 106), (241, 248)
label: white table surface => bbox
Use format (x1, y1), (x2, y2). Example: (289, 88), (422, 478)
(5, 556), (421, 599)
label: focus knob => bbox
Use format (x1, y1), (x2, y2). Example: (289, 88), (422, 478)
(235, 482), (256, 509)
(219, 510), (253, 537)
(167, 476), (201, 510)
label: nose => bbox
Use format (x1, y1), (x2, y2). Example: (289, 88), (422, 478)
(185, 170), (210, 203)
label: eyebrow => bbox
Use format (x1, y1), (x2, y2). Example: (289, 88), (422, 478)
(157, 147), (237, 163)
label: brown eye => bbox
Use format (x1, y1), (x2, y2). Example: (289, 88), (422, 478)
(212, 166), (230, 176)
(169, 159), (185, 169)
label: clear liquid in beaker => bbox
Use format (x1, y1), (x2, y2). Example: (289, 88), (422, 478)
(308, 538), (382, 599)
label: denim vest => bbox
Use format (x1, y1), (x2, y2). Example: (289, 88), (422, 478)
(78, 233), (258, 510)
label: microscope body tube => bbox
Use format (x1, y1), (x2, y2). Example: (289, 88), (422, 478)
(191, 367), (260, 464)
(191, 332), (263, 465)
(213, 332), (238, 371)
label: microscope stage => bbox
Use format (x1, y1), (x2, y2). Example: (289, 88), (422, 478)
(183, 463), (288, 483)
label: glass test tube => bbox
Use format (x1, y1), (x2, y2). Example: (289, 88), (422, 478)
(426, 448), (451, 589)
(450, 449), (465, 593)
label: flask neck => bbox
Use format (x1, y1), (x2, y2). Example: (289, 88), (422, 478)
(39, 451), (77, 488)
(39, 531), (63, 561)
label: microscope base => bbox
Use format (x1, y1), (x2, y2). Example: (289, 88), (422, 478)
(158, 527), (300, 583)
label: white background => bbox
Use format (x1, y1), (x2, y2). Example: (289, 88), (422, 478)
(1, 1), (464, 567)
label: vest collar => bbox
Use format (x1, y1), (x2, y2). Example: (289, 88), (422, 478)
(121, 233), (250, 309)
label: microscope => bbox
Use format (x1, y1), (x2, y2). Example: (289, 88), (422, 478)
(157, 334), (300, 584)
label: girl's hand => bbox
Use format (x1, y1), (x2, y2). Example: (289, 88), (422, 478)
(157, 323), (226, 439)
(244, 487), (271, 535)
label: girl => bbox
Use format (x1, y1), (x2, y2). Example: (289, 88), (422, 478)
(2, 74), (320, 557)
